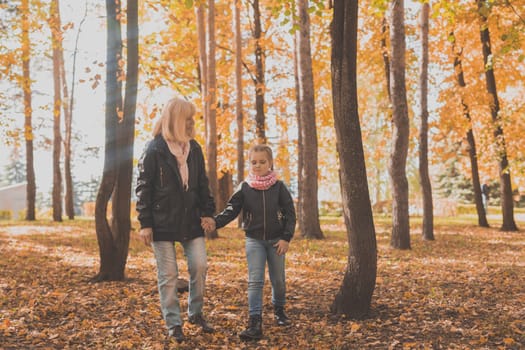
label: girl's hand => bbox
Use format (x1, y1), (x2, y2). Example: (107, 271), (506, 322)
(273, 239), (289, 256)
(139, 228), (153, 246)
(201, 217), (216, 234)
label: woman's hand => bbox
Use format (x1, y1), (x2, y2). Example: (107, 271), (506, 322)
(273, 239), (289, 256)
(139, 228), (153, 246)
(201, 217), (216, 234)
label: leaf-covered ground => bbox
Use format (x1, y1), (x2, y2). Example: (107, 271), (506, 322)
(0, 216), (524, 349)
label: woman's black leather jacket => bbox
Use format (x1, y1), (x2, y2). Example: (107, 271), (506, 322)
(135, 136), (215, 242)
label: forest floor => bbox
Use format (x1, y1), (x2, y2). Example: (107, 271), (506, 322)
(0, 214), (524, 349)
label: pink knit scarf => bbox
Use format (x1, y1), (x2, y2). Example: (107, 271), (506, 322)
(246, 171), (278, 190)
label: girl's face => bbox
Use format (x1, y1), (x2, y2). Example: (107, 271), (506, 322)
(250, 151), (272, 176)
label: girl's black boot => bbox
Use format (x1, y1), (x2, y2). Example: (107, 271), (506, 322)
(239, 315), (263, 341)
(274, 306), (291, 326)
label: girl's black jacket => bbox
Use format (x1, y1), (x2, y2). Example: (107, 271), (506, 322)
(135, 136), (215, 242)
(214, 180), (296, 242)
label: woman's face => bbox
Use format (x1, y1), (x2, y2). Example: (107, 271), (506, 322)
(185, 114), (195, 137)
(250, 151), (272, 176)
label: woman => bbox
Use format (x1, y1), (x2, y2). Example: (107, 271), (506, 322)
(135, 96), (215, 343)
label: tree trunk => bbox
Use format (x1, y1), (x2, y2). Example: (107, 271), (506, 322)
(218, 170), (233, 212)
(94, 0), (137, 281)
(195, 3), (208, 139)
(450, 31), (489, 228)
(252, 0), (266, 143)
(330, 0), (377, 318)
(206, 0), (219, 239)
(21, 0), (36, 221)
(380, 15), (391, 210)
(381, 16), (391, 102)
(234, 0), (244, 189)
(65, 2), (88, 219)
(293, 29), (303, 234)
(52, 0), (74, 220)
(234, 0), (244, 228)
(388, 0), (410, 249)
(296, 0), (323, 239)
(111, 0), (138, 279)
(418, 2), (433, 240)
(51, 0), (63, 222)
(477, 0), (517, 231)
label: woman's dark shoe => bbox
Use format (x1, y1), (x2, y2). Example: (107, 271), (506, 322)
(169, 325), (184, 343)
(239, 315), (263, 341)
(274, 306), (291, 326)
(189, 313), (215, 333)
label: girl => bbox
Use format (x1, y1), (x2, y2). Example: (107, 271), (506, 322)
(136, 97), (216, 343)
(213, 144), (296, 341)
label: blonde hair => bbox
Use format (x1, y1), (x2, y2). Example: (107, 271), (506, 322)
(153, 97), (196, 142)
(249, 144), (274, 170)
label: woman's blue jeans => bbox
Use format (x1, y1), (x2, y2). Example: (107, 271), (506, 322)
(152, 237), (207, 330)
(245, 237), (286, 316)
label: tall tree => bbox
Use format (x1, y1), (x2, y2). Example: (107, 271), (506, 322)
(94, 0), (138, 281)
(388, 0), (410, 249)
(296, 0), (323, 239)
(64, 0), (87, 220)
(195, 2), (207, 137)
(252, 0), (266, 143)
(450, 31), (489, 227)
(418, 1), (433, 240)
(330, 0), (377, 318)
(293, 26), (303, 234)
(58, 17), (72, 220)
(476, 0), (517, 231)
(21, 0), (36, 221)
(50, 0), (63, 222)
(205, 0), (220, 238)
(234, 0), (244, 187)
(206, 0), (219, 212)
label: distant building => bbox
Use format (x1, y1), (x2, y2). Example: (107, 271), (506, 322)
(0, 182), (27, 219)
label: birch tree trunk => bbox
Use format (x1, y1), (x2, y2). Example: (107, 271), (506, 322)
(418, 1), (433, 240)
(330, 0), (377, 318)
(388, 0), (410, 249)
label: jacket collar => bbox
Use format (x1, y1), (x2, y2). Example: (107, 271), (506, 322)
(152, 135), (196, 189)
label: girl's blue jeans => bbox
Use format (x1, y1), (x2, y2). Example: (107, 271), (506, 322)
(245, 236), (286, 316)
(152, 237), (207, 330)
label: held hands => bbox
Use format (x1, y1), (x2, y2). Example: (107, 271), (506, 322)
(139, 227), (153, 246)
(201, 217), (216, 234)
(274, 239), (289, 256)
